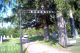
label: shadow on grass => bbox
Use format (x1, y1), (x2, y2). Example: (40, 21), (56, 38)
(2, 39), (10, 42)
(44, 36), (58, 45)
(67, 45), (74, 48)
(29, 36), (44, 42)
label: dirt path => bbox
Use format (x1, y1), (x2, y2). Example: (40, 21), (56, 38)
(23, 42), (71, 53)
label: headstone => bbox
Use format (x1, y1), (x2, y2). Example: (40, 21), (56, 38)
(11, 35), (13, 38)
(3, 35), (6, 40)
(52, 32), (58, 39)
(75, 29), (80, 38)
(22, 34), (29, 43)
(7, 36), (10, 39)
(0, 36), (2, 43)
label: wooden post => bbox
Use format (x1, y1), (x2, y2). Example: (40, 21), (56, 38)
(19, 9), (23, 53)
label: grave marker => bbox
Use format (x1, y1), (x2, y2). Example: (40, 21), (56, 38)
(11, 35), (13, 38)
(0, 36), (2, 43)
(7, 36), (10, 39)
(52, 32), (58, 39)
(3, 35), (6, 40)
(22, 34), (29, 43)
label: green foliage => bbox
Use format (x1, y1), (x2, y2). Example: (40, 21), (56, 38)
(34, 0), (39, 9)
(54, 0), (69, 11)
(0, 27), (20, 37)
(2, 0), (80, 38)
(76, 0), (80, 8)
(25, 28), (36, 36)
(23, 28), (44, 36)
(74, 9), (80, 33)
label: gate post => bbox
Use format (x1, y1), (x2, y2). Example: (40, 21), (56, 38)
(19, 9), (23, 53)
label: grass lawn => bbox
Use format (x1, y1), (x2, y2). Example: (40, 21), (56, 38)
(69, 38), (80, 53)
(0, 38), (20, 53)
(71, 46), (80, 53)
(41, 37), (80, 53)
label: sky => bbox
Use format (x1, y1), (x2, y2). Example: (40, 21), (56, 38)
(0, 0), (17, 28)
(0, 0), (17, 18)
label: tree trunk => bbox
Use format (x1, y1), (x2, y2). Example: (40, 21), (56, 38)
(69, 9), (77, 39)
(44, 24), (50, 40)
(56, 11), (68, 47)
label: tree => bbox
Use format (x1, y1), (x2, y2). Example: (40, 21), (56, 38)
(64, 0), (80, 38)
(66, 0), (77, 39)
(54, 0), (68, 47)
(17, 0), (56, 40)
(74, 9), (80, 32)
(2, 0), (79, 47)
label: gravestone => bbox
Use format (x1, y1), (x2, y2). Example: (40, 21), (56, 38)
(11, 35), (13, 38)
(7, 36), (10, 39)
(52, 32), (58, 39)
(75, 29), (79, 38)
(3, 35), (6, 40)
(22, 34), (29, 43)
(0, 36), (2, 43)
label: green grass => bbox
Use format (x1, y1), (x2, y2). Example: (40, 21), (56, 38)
(71, 46), (80, 53)
(70, 38), (80, 53)
(0, 38), (20, 53)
